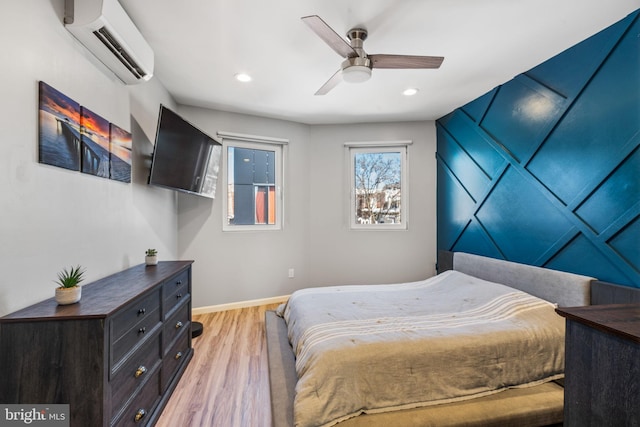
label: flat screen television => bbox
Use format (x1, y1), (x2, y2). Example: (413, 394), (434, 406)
(148, 105), (222, 199)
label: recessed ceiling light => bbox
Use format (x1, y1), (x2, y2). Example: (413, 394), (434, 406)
(235, 73), (252, 82)
(403, 88), (419, 96)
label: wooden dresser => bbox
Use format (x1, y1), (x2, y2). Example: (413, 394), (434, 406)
(556, 304), (640, 426)
(0, 261), (194, 427)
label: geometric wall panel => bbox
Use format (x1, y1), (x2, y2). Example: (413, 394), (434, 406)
(436, 9), (640, 288)
(436, 126), (492, 201)
(545, 234), (633, 285)
(526, 13), (633, 99)
(453, 219), (503, 260)
(609, 215), (640, 274)
(461, 88), (497, 123)
(436, 162), (476, 250)
(575, 147), (640, 234)
(476, 167), (574, 265)
(438, 111), (506, 180)
(481, 75), (566, 163)
(527, 12), (640, 205)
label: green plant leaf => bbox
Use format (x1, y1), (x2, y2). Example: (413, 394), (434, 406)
(55, 265), (86, 288)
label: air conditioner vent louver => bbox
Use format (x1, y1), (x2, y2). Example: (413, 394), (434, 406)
(93, 26), (147, 80)
(64, 0), (154, 85)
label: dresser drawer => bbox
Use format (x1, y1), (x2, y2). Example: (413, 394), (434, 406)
(112, 368), (162, 427)
(163, 302), (190, 353)
(162, 269), (190, 317)
(111, 309), (161, 372)
(112, 289), (161, 341)
(111, 333), (162, 415)
(162, 330), (190, 391)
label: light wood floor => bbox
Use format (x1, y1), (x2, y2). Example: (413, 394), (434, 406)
(156, 303), (281, 427)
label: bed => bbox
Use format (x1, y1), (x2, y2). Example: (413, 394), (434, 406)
(266, 251), (598, 427)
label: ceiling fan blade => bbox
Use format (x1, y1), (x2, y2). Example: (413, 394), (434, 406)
(369, 54), (444, 69)
(302, 15), (357, 58)
(314, 69), (343, 95)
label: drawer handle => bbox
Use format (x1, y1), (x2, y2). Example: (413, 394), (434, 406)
(138, 327), (146, 334)
(137, 308), (146, 316)
(175, 321), (183, 329)
(176, 293), (183, 299)
(175, 351), (183, 360)
(134, 366), (147, 378)
(176, 280), (182, 286)
(134, 408), (146, 423)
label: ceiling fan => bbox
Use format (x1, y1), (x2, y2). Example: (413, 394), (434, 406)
(301, 15), (444, 95)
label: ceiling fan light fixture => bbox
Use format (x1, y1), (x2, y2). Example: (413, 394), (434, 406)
(302, 15), (444, 95)
(342, 65), (371, 83)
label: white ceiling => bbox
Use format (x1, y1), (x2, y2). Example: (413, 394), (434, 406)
(120, 0), (639, 125)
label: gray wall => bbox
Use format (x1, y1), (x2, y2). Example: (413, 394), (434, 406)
(0, 0), (178, 316)
(177, 108), (437, 308)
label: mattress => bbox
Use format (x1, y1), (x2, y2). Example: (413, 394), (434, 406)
(279, 270), (565, 427)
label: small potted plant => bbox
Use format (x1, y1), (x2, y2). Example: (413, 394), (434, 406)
(145, 249), (158, 266)
(54, 265), (85, 305)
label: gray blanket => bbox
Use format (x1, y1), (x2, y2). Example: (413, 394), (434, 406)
(280, 270), (565, 427)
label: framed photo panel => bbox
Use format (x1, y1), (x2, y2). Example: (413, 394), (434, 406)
(38, 82), (81, 171)
(109, 123), (132, 183)
(80, 106), (111, 178)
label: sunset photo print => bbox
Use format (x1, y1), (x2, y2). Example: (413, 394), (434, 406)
(38, 81), (81, 171)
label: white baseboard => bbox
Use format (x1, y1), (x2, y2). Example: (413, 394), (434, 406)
(192, 295), (290, 315)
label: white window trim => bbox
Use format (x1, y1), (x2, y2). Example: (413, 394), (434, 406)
(218, 131), (287, 232)
(346, 140), (411, 231)
(218, 131), (289, 146)
(344, 140), (413, 148)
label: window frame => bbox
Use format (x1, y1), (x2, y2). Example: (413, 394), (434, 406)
(346, 140), (411, 231)
(218, 131), (287, 232)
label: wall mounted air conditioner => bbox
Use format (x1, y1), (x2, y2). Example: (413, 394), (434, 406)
(64, 0), (154, 85)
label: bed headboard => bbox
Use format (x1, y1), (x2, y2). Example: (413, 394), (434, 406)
(444, 252), (594, 307)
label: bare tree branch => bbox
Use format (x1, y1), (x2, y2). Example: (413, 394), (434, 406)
(354, 152), (401, 224)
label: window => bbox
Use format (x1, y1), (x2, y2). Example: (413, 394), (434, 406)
(347, 141), (410, 230)
(218, 132), (287, 231)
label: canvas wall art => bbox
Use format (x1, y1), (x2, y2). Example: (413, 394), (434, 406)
(38, 82), (81, 171)
(109, 123), (132, 183)
(38, 81), (132, 184)
(80, 106), (110, 178)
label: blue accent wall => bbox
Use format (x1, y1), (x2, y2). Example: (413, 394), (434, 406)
(436, 10), (640, 288)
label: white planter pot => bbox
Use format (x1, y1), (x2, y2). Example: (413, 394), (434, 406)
(145, 255), (158, 266)
(55, 286), (82, 305)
